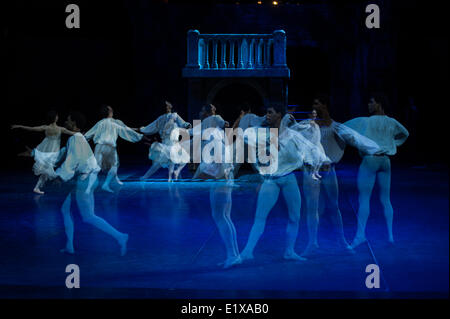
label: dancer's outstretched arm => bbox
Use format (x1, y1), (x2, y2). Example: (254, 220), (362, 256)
(116, 122), (143, 143)
(174, 113), (191, 129)
(334, 122), (381, 155)
(84, 122), (100, 141)
(140, 116), (163, 135)
(60, 126), (77, 136)
(11, 125), (46, 132)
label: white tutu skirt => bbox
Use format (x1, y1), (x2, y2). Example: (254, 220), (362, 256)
(32, 149), (59, 178)
(31, 135), (61, 178)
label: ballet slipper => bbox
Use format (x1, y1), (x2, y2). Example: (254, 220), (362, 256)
(350, 236), (367, 249)
(283, 251), (307, 261)
(101, 184), (114, 193)
(239, 250), (254, 261)
(33, 188), (45, 195)
(223, 256), (242, 269)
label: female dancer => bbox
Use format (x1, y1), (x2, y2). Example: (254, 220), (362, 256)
(240, 103), (330, 262)
(12, 111), (76, 194)
(192, 104), (230, 179)
(301, 96), (381, 257)
(56, 111), (128, 255)
(139, 101), (191, 181)
(344, 94), (409, 248)
(84, 105), (143, 193)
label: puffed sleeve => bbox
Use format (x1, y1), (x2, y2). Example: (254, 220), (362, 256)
(84, 121), (100, 141)
(215, 115), (226, 128)
(140, 116), (163, 135)
(174, 113), (190, 128)
(334, 122), (381, 155)
(116, 122), (143, 142)
(343, 117), (368, 135)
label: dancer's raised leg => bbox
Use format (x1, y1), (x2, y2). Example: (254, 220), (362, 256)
(76, 185), (128, 255)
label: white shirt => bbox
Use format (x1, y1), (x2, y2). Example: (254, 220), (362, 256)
(85, 118), (143, 147)
(140, 112), (189, 137)
(344, 115), (409, 156)
(319, 120), (381, 163)
(56, 133), (100, 181)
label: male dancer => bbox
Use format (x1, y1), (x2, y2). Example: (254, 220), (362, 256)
(85, 105), (143, 193)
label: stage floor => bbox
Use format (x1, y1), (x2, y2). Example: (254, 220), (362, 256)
(0, 163), (448, 298)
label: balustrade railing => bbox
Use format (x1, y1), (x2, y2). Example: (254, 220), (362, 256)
(185, 30), (287, 71)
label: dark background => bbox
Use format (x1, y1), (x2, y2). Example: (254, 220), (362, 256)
(2, 0), (448, 170)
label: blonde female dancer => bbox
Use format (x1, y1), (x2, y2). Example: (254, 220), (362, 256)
(12, 111), (76, 194)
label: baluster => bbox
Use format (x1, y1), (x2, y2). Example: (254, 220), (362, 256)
(264, 39), (270, 67)
(237, 38), (244, 69)
(228, 40), (235, 68)
(247, 38), (254, 69)
(198, 38), (205, 69)
(204, 39), (210, 69)
(241, 38), (249, 69)
(256, 38), (264, 68)
(212, 40), (219, 69)
(268, 39), (273, 66)
(220, 40), (227, 69)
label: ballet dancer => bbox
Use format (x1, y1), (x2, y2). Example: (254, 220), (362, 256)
(344, 94), (409, 248)
(84, 105), (143, 193)
(232, 109), (267, 177)
(301, 95), (381, 257)
(56, 111), (128, 255)
(192, 104), (230, 179)
(192, 107), (240, 268)
(139, 101), (191, 181)
(240, 103), (330, 262)
(11, 110), (76, 194)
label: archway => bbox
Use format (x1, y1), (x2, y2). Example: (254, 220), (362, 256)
(207, 80), (266, 124)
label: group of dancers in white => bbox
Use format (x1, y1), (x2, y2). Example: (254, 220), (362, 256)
(12, 94), (409, 268)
